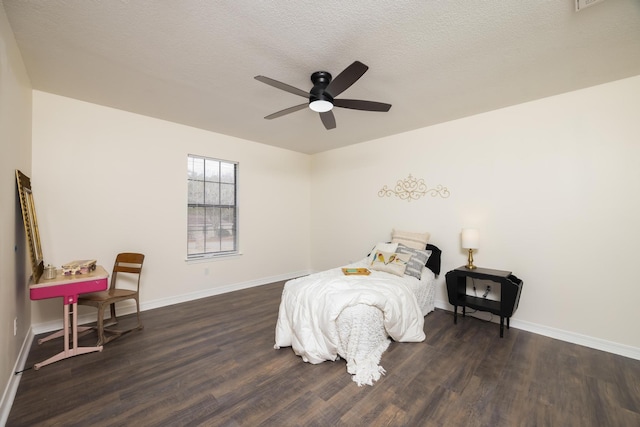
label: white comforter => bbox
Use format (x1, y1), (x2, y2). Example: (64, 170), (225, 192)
(274, 261), (426, 385)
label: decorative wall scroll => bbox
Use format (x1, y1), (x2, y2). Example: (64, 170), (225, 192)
(378, 174), (450, 202)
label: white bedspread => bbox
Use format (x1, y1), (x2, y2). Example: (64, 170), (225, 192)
(274, 260), (427, 385)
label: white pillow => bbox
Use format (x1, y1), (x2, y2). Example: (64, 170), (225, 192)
(367, 242), (399, 263)
(391, 229), (430, 250)
(369, 250), (411, 277)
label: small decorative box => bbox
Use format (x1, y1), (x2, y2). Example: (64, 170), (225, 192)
(62, 259), (97, 275)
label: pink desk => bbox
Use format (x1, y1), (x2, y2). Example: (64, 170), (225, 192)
(29, 266), (108, 369)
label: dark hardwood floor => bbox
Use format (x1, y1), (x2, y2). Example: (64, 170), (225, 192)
(7, 280), (640, 426)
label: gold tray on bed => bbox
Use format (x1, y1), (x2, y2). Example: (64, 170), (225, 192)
(341, 268), (371, 276)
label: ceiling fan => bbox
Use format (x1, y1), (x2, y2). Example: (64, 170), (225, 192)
(254, 61), (392, 130)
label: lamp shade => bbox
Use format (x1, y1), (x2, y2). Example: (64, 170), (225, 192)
(461, 228), (479, 249)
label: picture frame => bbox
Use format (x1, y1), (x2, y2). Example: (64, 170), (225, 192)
(16, 170), (44, 283)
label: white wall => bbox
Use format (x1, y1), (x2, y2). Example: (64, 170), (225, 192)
(31, 91), (311, 324)
(0, 4), (32, 421)
(311, 75), (640, 351)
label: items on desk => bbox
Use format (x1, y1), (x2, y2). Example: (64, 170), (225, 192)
(43, 264), (57, 279)
(62, 259), (97, 275)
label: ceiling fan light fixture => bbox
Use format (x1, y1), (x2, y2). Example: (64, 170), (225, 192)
(256, 61), (391, 130)
(309, 99), (333, 113)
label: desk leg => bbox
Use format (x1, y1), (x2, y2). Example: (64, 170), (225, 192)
(38, 328), (66, 345)
(499, 316), (504, 338)
(64, 303), (71, 355)
(37, 315), (91, 345)
(72, 302), (78, 352)
(34, 302), (103, 370)
(453, 305), (458, 324)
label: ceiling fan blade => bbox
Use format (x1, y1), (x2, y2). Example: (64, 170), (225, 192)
(254, 76), (309, 98)
(320, 111), (336, 130)
(264, 103), (308, 120)
(333, 99), (392, 112)
(325, 61), (369, 98)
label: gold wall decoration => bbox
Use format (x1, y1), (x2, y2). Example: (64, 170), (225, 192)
(378, 174), (450, 202)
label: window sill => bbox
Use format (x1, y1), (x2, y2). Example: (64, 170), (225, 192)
(185, 252), (243, 263)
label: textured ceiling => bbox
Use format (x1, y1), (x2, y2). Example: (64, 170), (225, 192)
(3, 0), (640, 154)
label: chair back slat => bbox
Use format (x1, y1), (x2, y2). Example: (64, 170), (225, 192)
(115, 265), (142, 274)
(115, 253), (145, 264)
(110, 253), (144, 291)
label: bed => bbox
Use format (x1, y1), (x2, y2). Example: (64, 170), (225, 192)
(274, 239), (441, 386)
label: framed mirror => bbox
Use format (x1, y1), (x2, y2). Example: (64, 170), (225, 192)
(16, 170), (44, 283)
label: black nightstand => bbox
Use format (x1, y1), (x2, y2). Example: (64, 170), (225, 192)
(445, 266), (523, 337)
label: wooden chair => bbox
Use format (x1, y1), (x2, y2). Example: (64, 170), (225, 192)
(78, 252), (145, 346)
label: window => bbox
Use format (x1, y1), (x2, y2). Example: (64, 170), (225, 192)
(187, 155), (238, 258)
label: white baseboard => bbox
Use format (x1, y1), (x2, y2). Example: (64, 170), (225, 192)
(1, 327), (34, 426)
(31, 270), (311, 335)
(141, 270), (310, 312)
(434, 299), (640, 361)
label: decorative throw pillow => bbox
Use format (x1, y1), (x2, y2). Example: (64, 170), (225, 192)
(369, 250), (411, 277)
(367, 242), (399, 264)
(391, 229), (430, 250)
(396, 243), (432, 280)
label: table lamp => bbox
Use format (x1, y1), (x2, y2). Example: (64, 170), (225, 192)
(461, 228), (479, 269)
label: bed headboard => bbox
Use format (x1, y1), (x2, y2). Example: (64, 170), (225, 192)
(425, 244), (442, 276)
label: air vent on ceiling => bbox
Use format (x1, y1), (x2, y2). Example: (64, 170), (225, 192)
(575, 0), (605, 11)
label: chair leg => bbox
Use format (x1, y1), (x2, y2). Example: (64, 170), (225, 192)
(99, 299), (143, 344)
(96, 304), (107, 347)
(104, 303), (118, 327)
(135, 298), (143, 330)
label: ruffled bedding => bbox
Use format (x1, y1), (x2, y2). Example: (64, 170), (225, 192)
(274, 258), (437, 386)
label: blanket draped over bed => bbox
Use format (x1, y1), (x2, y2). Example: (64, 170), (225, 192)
(274, 264), (426, 385)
